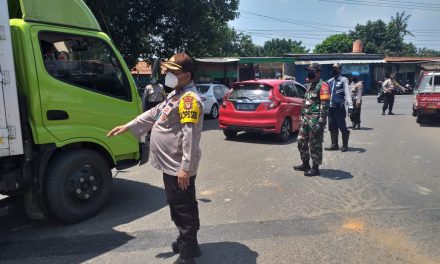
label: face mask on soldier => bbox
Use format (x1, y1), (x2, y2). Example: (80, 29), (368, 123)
(332, 70), (340, 77)
(307, 71), (316, 80)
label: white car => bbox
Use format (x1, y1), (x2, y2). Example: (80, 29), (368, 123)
(196, 83), (230, 119)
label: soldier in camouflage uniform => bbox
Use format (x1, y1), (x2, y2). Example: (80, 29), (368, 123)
(293, 63), (330, 176)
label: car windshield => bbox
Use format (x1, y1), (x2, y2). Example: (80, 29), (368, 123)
(196, 85), (210, 94)
(228, 84), (271, 100)
(419, 74), (440, 92)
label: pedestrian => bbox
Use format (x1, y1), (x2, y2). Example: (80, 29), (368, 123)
(381, 73), (407, 115)
(107, 53), (203, 264)
(349, 71), (363, 129)
(293, 63), (330, 176)
(324, 63), (353, 152)
(143, 59), (166, 111)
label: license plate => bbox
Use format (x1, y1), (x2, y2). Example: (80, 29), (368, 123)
(236, 103), (255, 110)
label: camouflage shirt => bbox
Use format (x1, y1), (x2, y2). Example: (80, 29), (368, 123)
(301, 80), (330, 123)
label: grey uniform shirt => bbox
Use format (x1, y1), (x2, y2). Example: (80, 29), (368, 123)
(350, 81), (363, 105)
(127, 82), (204, 177)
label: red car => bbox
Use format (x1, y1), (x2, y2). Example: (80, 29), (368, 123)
(219, 79), (305, 141)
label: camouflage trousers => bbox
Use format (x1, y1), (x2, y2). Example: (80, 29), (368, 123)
(297, 115), (324, 166)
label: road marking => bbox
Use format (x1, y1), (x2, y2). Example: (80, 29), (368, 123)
(415, 185), (432, 195)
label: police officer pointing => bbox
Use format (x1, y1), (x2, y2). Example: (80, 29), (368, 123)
(325, 63), (353, 152)
(108, 53), (203, 264)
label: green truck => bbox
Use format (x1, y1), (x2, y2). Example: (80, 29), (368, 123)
(0, 0), (146, 222)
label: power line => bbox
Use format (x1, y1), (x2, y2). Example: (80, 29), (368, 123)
(318, 0), (440, 12)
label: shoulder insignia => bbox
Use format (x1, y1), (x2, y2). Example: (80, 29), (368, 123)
(320, 82), (330, 101)
(179, 92), (200, 124)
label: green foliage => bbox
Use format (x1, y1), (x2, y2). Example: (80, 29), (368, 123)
(314, 33), (352, 54)
(85, 0), (239, 67)
(261, 38), (309, 56)
(211, 28), (261, 57)
(417, 48), (440, 57)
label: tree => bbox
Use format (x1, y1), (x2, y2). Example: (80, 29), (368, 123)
(349, 20), (388, 54)
(314, 33), (352, 54)
(211, 28), (261, 57)
(417, 48), (440, 57)
(262, 38), (309, 56)
(85, 0), (239, 67)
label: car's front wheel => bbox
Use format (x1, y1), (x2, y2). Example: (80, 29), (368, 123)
(277, 118), (291, 142)
(210, 104), (219, 119)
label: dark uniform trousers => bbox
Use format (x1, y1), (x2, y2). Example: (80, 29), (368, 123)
(382, 93), (395, 113)
(328, 104), (349, 133)
(163, 173), (200, 258)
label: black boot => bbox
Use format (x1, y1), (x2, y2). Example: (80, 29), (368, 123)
(304, 164), (320, 177)
(293, 161), (310, 171)
(324, 130), (339, 151)
(173, 256), (195, 264)
(341, 131), (350, 152)
(172, 242), (202, 257)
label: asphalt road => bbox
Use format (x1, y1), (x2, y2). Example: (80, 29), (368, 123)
(1, 95), (439, 264)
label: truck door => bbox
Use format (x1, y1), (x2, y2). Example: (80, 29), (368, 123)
(31, 28), (140, 155)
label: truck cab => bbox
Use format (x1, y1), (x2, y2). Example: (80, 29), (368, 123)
(0, 0), (146, 222)
(413, 69), (440, 124)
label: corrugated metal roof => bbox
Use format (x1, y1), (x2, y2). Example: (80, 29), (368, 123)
(385, 57), (440, 62)
(195, 58), (239, 63)
(295, 60), (386, 65)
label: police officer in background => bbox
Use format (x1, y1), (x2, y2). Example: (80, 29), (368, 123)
(294, 63), (330, 176)
(382, 73), (407, 115)
(107, 53), (203, 264)
(143, 59), (166, 111)
(325, 63), (353, 152)
(349, 71), (363, 129)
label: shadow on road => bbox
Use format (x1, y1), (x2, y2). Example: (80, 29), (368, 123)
(226, 132), (298, 145)
(319, 169), (353, 180)
(202, 119), (221, 132)
(0, 178), (167, 262)
(156, 241), (258, 264)
(419, 118), (440, 127)
(353, 127), (373, 131)
(347, 147), (367, 153)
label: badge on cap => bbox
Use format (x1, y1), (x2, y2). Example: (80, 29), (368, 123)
(179, 92), (200, 124)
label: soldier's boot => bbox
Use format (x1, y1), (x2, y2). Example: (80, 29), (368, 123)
(324, 130), (339, 151)
(293, 161), (311, 171)
(341, 131), (350, 152)
(304, 164), (320, 177)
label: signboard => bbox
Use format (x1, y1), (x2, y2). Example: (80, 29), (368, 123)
(342, 64), (369, 74)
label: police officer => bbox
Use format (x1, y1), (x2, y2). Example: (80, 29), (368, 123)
(107, 53), (203, 264)
(143, 59), (166, 111)
(325, 63), (353, 152)
(349, 71), (363, 129)
(294, 63), (330, 176)
(382, 73), (406, 115)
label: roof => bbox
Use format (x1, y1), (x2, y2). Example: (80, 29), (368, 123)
(239, 57), (295, 64)
(195, 58), (240, 63)
(131, 61), (167, 75)
(384, 57), (440, 63)
(295, 59), (386, 65)
(286, 53), (384, 61)
(18, 0), (101, 31)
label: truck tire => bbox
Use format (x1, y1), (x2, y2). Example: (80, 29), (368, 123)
(416, 110), (423, 124)
(44, 149), (112, 223)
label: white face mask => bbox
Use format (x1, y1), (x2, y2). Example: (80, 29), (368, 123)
(165, 72), (179, 88)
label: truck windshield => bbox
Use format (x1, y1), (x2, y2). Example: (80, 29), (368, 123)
(419, 74), (440, 92)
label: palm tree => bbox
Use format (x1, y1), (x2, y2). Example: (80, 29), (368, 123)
(390, 11), (414, 38)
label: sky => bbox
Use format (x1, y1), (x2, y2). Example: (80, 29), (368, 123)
(229, 0), (440, 52)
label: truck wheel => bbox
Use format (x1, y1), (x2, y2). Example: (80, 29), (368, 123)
(277, 118), (291, 142)
(44, 149), (112, 223)
(223, 129), (237, 139)
(416, 110), (423, 124)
